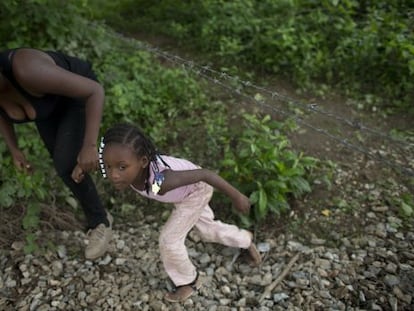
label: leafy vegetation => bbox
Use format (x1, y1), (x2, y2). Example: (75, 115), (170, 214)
(95, 0), (414, 113)
(6, 1), (412, 252)
(220, 114), (317, 226)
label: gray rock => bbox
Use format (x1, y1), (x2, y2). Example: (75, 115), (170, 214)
(384, 274), (400, 287)
(2, 198), (413, 311)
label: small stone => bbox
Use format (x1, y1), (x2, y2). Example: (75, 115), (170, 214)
(116, 240), (126, 250)
(115, 258), (126, 265)
(257, 242), (270, 252)
(315, 258), (331, 270)
(221, 285), (231, 295)
(6, 279), (17, 287)
(51, 260), (63, 277)
(385, 262), (398, 274)
(384, 274), (400, 287)
(99, 255), (112, 265)
(311, 237), (326, 245)
(57, 245), (67, 259)
(273, 292), (289, 303)
(199, 253), (211, 264)
(371, 206), (388, 212)
(11, 241), (25, 251)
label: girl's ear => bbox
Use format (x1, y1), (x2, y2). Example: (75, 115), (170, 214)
(140, 156), (150, 168)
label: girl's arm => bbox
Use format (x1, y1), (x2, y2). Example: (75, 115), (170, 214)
(13, 49), (104, 177)
(161, 169), (250, 213)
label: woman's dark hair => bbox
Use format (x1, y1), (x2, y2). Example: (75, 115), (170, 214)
(102, 123), (157, 161)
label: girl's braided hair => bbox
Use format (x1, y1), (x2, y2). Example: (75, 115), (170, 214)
(103, 123), (157, 160)
(99, 123), (158, 180)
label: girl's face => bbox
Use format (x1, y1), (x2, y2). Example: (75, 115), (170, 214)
(102, 143), (149, 191)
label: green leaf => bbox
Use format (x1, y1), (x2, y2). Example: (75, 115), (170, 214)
(400, 202), (413, 217)
(257, 189), (268, 218)
(66, 197), (78, 209)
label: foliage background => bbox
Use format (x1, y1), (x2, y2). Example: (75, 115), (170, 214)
(0, 0), (319, 237)
(1, 0), (412, 250)
(91, 0), (414, 113)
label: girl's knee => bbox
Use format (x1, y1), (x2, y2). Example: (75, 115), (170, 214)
(159, 233), (177, 249)
(159, 233), (185, 253)
(195, 226), (217, 243)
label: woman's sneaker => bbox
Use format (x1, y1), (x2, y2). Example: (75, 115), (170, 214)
(85, 212), (113, 260)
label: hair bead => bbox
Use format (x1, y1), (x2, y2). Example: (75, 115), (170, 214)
(98, 136), (107, 178)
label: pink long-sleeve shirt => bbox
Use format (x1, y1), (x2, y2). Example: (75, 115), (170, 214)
(130, 155), (201, 203)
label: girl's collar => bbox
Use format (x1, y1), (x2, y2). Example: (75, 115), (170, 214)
(143, 156), (169, 195)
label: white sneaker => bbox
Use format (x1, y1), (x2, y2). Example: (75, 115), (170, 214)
(85, 211), (113, 260)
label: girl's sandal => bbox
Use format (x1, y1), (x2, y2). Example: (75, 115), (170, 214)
(246, 231), (262, 267)
(247, 242), (262, 267)
(164, 273), (202, 303)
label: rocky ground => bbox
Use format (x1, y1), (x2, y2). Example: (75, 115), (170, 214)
(1, 159), (413, 311)
(1, 103), (414, 310)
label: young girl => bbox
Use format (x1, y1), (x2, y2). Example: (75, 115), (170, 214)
(100, 123), (262, 302)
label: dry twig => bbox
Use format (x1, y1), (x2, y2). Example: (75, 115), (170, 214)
(259, 252), (300, 303)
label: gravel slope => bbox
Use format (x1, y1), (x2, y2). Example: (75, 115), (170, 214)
(1, 196), (413, 311)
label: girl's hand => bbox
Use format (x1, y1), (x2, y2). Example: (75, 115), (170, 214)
(233, 193), (251, 214)
(11, 149), (33, 174)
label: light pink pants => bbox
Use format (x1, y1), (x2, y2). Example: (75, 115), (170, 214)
(159, 182), (252, 286)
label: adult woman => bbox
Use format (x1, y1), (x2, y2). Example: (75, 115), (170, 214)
(0, 48), (112, 260)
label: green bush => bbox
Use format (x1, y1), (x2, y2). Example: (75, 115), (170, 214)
(95, 48), (227, 164)
(0, 1), (320, 252)
(0, 1), (229, 227)
(220, 114), (317, 226)
(102, 0), (414, 112)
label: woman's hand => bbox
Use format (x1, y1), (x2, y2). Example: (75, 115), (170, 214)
(71, 163), (85, 183)
(232, 193), (251, 214)
(11, 149), (33, 174)
(78, 144), (99, 172)
(71, 145), (98, 183)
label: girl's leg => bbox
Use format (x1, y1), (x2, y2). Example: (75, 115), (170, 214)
(193, 184), (251, 248)
(195, 204), (251, 248)
(159, 182), (216, 287)
(159, 206), (204, 287)
(160, 183), (217, 301)
(194, 183), (261, 266)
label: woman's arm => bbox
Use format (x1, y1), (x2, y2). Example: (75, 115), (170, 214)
(12, 49), (104, 174)
(0, 116), (19, 152)
(0, 116), (32, 172)
(161, 169), (250, 213)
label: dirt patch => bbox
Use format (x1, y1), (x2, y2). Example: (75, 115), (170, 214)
(129, 30), (413, 175)
(0, 204), (83, 250)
